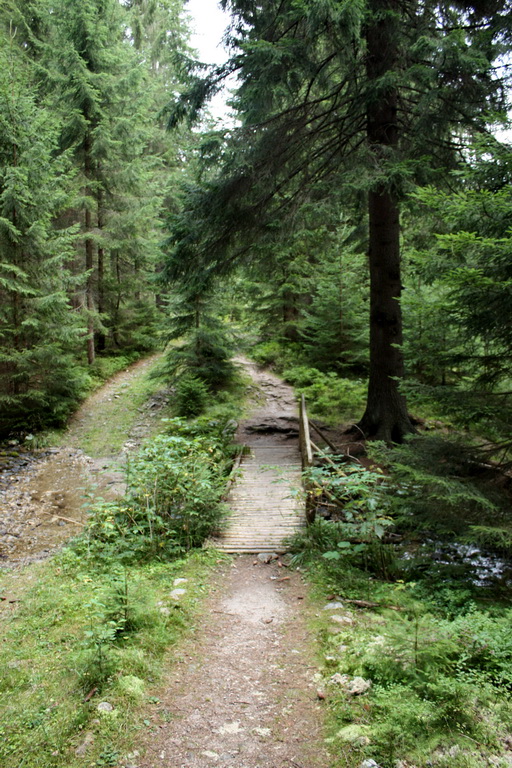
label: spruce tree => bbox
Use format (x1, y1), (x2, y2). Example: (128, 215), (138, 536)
(166, 0), (511, 441)
(0, 22), (84, 434)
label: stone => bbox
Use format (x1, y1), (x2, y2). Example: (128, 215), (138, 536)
(360, 761), (382, 768)
(169, 588), (186, 600)
(173, 578), (188, 586)
(329, 673), (371, 695)
(337, 724), (371, 746)
(257, 552), (274, 563)
(97, 701), (114, 712)
(489, 757), (512, 767)
(159, 606), (171, 616)
(330, 614), (354, 625)
(216, 721), (244, 735)
(323, 602), (345, 610)
(348, 676), (372, 695)
(75, 732), (95, 756)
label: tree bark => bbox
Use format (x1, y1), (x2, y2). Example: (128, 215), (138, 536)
(84, 133), (96, 366)
(85, 206), (96, 366)
(357, 0), (415, 442)
(96, 187), (106, 352)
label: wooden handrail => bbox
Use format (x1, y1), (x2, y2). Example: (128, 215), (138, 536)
(299, 394), (313, 470)
(298, 394), (316, 524)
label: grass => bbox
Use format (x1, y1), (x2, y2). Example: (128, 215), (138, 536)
(301, 561), (512, 768)
(0, 548), (227, 768)
(25, 353), (165, 454)
(0, 351), (245, 768)
(64, 354), (165, 458)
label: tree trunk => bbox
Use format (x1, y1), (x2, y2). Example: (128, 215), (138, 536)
(85, 206), (96, 366)
(96, 188), (106, 352)
(84, 134), (96, 366)
(282, 289), (299, 342)
(357, 0), (415, 442)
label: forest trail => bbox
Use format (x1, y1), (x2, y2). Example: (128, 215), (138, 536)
(1, 356), (331, 766)
(215, 358), (305, 554)
(134, 361), (329, 768)
(137, 556), (330, 768)
(0, 354), (166, 566)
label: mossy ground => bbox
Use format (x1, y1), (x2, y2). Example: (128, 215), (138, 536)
(0, 548), (227, 768)
(64, 355), (166, 458)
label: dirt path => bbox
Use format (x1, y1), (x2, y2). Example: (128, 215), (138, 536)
(1, 356), (331, 766)
(135, 360), (330, 768)
(0, 355), (166, 566)
(138, 557), (330, 768)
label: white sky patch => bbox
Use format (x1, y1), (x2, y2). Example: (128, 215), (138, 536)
(186, 0), (230, 65)
(185, 0), (235, 125)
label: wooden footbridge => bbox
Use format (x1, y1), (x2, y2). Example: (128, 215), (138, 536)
(214, 395), (315, 554)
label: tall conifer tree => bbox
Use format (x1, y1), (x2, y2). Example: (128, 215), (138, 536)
(167, 0), (511, 440)
(0, 19), (83, 433)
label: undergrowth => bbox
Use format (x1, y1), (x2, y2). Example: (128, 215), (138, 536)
(0, 549), (224, 768)
(72, 416), (238, 564)
(0, 391), (242, 768)
(281, 365), (366, 423)
(290, 435), (512, 767)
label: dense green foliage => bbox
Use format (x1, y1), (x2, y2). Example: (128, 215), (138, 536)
(166, 0), (512, 439)
(0, 0), (193, 435)
(1, 1), (512, 761)
(291, 437), (512, 766)
(78, 416), (236, 562)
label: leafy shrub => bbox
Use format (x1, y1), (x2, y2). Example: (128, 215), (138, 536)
(326, 607), (512, 765)
(449, 609), (512, 688)
(89, 354), (140, 384)
(175, 374), (208, 417)
(250, 339), (283, 368)
(293, 458), (395, 577)
(369, 436), (503, 534)
(0, 348), (91, 436)
(82, 421), (236, 562)
(161, 326), (235, 391)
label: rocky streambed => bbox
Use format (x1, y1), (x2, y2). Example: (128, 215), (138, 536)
(0, 446), (91, 564)
(0, 355), (168, 568)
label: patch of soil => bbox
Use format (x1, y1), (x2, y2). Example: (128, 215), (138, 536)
(137, 556), (329, 768)
(0, 355), (167, 567)
(0, 448), (89, 563)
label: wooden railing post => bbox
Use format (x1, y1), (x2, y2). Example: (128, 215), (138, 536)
(299, 394), (316, 524)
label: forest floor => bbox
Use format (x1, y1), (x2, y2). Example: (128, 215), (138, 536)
(135, 555), (330, 768)
(0, 354), (168, 566)
(131, 359), (331, 768)
(0, 355), (334, 768)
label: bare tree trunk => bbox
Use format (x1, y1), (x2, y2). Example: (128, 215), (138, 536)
(96, 188), (106, 352)
(84, 134), (96, 366)
(85, 206), (96, 366)
(357, 0), (415, 442)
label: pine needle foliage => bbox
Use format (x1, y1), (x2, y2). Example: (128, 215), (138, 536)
(0, 30), (86, 434)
